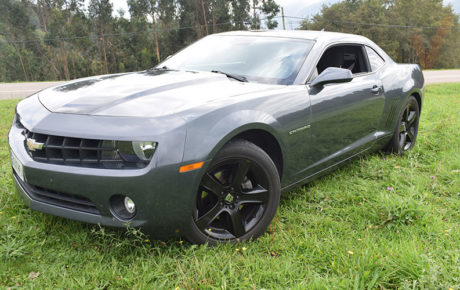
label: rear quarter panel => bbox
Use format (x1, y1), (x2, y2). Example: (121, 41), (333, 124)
(378, 62), (424, 135)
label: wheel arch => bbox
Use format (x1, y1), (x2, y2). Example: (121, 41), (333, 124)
(392, 88), (423, 129)
(411, 91), (422, 112)
(229, 129), (283, 179)
(205, 124), (284, 180)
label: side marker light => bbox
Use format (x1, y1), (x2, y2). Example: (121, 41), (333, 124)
(179, 161), (204, 173)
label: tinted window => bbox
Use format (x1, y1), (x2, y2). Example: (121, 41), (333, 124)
(160, 35), (315, 85)
(365, 46), (385, 71)
(316, 45), (370, 75)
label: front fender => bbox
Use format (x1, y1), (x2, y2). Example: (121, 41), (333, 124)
(182, 109), (282, 164)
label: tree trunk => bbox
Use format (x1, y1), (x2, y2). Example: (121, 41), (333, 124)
(60, 42), (70, 80)
(47, 46), (58, 80)
(200, 0), (209, 35)
(110, 45), (117, 72)
(70, 49), (77, 79)
(100, 25), (109, 74)
(212, 9), (216, 33)
(14, 44), (29, 81)
(253, 0), (257, 29)
(6, 19), (29, 81)
(152, 18), (161, 63)
(194, 0), (203, 37)
(37, 1), (58, 80)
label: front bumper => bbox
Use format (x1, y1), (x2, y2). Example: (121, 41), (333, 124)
(13, 172), (141, 228)
(9, 99), (205, 239)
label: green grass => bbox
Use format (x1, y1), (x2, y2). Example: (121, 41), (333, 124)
(0, 84), (459, 288)
(423, 68), (460, 71)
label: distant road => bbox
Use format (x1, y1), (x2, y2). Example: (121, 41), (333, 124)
(1, 70), (459, 100)
(0, 81), (64, 100)
(423, 70), (460, 85)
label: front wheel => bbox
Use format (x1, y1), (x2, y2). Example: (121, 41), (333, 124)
(186, 140), (281, 245)
(386, 96), (420, 154)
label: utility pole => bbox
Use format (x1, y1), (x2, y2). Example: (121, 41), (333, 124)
(281, 7), (286, 30)
(253, 0), (257, 29)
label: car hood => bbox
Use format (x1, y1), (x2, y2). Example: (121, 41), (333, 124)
(38, 70), (282, 118)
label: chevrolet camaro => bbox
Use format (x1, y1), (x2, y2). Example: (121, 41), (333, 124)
(9, 30), (424, 244)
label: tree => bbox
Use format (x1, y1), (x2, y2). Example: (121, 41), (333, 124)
(231, 0), (251, 30)
(299, 0), (460, 68)
(88, 0), (113, 74)
(0, 0), (33, 81)
(3, 0), (458, 82)
(261, 0), (279, 29)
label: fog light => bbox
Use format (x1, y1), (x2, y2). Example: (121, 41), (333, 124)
(110, 194), (136, 220)
(124, 196), (136, 214)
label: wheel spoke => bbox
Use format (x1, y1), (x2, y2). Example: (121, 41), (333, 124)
(232, 159), (251, 188)
(399, 132), (406, 149)
(229, 210), (246, 237)
(201, 173), (224, 195)
(400, 122), (406, 133)
(405, 106), (410, 122)
(195, 153), (273, 240)
(195, 203), (223, 229)
(407, 128), (415, 142)
(239, 185), (268, 204)
(407, 111), (416, 126)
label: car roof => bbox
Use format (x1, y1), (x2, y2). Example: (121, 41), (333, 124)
(216, 30), (372, 44)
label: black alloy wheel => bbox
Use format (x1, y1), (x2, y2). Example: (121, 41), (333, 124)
(387, 96), (420, 154)
(186, 140), (280, 244)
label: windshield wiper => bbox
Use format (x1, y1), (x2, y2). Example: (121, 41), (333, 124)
(211, 70), (247, 82)
(152, 66), (172, 71)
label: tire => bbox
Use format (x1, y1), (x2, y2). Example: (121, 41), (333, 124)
(186, 139), (281, 245)
(386, 96), (420, 154)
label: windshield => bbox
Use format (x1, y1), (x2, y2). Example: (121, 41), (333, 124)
(159, 35), (315, 85)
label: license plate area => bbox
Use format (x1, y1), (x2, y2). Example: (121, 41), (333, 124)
(11, 151), (25, 182)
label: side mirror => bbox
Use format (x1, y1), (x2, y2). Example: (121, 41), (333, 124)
(310, 67), (353, 87)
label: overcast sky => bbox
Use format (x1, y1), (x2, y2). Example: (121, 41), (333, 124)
(106, 0), (459, 28)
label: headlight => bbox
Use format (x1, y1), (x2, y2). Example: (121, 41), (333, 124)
(118, 141), (157, 163)
(132, 141), (156, 161)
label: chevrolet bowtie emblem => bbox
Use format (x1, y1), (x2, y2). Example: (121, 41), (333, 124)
(26, 138), (44, 151)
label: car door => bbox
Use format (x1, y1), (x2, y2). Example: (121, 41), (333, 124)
(303, 44), (385, 175)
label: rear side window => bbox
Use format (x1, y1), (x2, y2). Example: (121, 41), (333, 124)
(365, 46), (385, 71)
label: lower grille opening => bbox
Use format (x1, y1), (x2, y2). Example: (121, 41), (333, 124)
(14, 173), (100, 215)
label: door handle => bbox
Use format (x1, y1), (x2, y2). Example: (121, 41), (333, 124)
(371, 85), (382, 95)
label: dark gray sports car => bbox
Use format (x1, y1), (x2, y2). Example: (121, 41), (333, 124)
(9, 30), (424, 244)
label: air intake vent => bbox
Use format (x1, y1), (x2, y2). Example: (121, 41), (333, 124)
(14, 172), (100, 215)
(23, 129), (148, 169)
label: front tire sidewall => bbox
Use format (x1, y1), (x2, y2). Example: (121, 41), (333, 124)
(186, 140), (281, 245)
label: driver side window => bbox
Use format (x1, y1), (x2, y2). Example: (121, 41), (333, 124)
(311, 44), (370, 81)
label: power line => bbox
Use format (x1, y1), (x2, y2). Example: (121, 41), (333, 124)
(0, 21), (235, 45)
(1, 14), (458, 45)
(276, 15), (459, 30)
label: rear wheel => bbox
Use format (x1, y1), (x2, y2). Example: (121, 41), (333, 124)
(186, 140), (280, 245)
(386, 96), (420, 154)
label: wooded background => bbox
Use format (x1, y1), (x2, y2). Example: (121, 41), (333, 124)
(0, 0), (458, 82)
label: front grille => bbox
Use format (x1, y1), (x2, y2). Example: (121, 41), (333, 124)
(14, 173), (100, 215)
(23, 128), (148, 169)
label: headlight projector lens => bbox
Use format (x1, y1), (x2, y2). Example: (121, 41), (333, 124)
(118, 141), (157, 164)
(132, 141), (156, 160)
